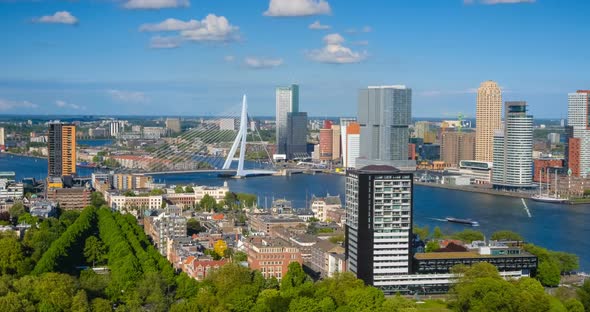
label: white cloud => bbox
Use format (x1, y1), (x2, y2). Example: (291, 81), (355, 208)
(465, 0), (535, 4)
(308, 20), (331, 30)
(107, 90), (148, 103)
(224, 55), (235, 62)
(244, 57), (284, 69)
(33, 11), (78, 25)
(0, 99), (38, 111)
(149, 36), (182, 49)
(264, 0), (331, 17)
(55, 100), (82, 110)
(307, 33), (366, 64)
(123, 0), (189, 9)
(179, 14), (239, 42)
(139, 18), (199, 32)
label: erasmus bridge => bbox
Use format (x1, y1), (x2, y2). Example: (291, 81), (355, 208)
(116, 95), (278, 178)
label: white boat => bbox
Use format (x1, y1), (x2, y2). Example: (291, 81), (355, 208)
(531, 168), (568, 204)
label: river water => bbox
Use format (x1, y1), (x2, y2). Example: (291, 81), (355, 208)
(1, 153), (589, 270)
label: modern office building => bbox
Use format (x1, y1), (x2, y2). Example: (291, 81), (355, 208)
(48, 123), (76, 177)
(339, 118), (357, 168)
(475, 81), (502, 162)
(441, 131), (476, 167)
(357, 85), (414, 170)
(492, 102), (534, 189)
(275, 84), (299, 155)
(331, 125), (341, 161)
(109, 121), (122, 137)
(0, 127), (4, 151)
(345, 165), (414, 291)
(319, 121), (333, 161)
(345, 123), (360, 169)
(166, 118), (182, 133)
(567, 90), (590, 177)
(286, 112), (308, 159)
(413, 121), (431, 140)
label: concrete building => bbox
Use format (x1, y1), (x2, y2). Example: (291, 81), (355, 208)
(0, 179), (23, 200)
(219, 118), (236, 131)
(445, 160), (493, 184)
(345, 123), (360, 169)
(144, 206), (187, 256)
(286, 112), (308, 159)
(29, 200), (57, 218)
(310, 239), (346, 279)
(340, 118), (357, 169)
(475, 81), (503, 162)
(0, 127), (4, 151)
(441, 131), (476, 167)
(276, 84), (299, 155)
(108, 192), (163, 211)
(166, 118), (182, 133)
(46, 187), (91, 210)
(357, 86), (415, 170)
(109, 121), (122, 137)
(414, 121), (431, 140)
(48, 123), (76, 177)
(246, 236), (303, 280)
(567, 90), (590, 177)
(89, 127), (108, 137)
(547, 133), (561, 145)
(143, 127), (167, 139)
(533, 159), (564, 183)
(249, 214), (305, 235)
(492, 102), (534, 189)
(345, 165), (413, 291)
(331, 125), (341, 161)
(310, 194), (342, 222)
(194, 182), (229, 202)
(319, 121), (333, 161)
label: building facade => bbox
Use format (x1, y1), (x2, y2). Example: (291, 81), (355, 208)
(492, 102), (534, 189)
(166, 118), (182, 133)
(246, 236), (303, 280)
(357, 86), (414, 169)
(276, 84), (299, 155)
(345, 123), (361, 169)
(567, 90), (590, 177)
(286, 112), (308, 159)
(48, 123), (76, 177)
(340, 118), (357, 169)
(441, 131), (476, 167)
(475, 81), (502, 162)
(345, 165), (413, 291)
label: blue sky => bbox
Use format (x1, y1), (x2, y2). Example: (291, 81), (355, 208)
(0, 0), (588, 118)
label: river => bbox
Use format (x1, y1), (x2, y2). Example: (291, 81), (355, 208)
(1, 153), (589, 270)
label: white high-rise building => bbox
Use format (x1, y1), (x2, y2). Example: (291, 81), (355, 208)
(110, 121), (123, 137)
(568, 91), (590, 177)
(340, 118), (356, 168)
(275, 84), (299, 155)
(492, 102), (533, 189)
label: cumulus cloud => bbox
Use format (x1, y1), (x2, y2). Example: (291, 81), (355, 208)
(107, 90), (148, 103)
(0, 99), (38, 111)
(123, 0), (189, 9)
(139, 18), (199, 32)
(264, 0), (331, 17)
(308, 20), (331, 30)
(149, 36), (182, 48)
(179, 14), (239, 42)
(306, 33), (366, 64)
(55, 100), (82, 110)
(33, 11), (78, 25)
(465, 0), (535, 4)
(244, 57), (284, 69)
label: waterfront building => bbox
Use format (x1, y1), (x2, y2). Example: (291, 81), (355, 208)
(533, 159), (564, 183)
(345, 165), (413, 290)
(339, 118), (357, 169)
(492, 102), (534, 189)
(89, 127), (108, 137)
(547, 133), (561, 145)
(0, 127), (4, 151)
(331, 125), (341, 161)
(111, 173), (152, 190)
(194, 182), (229, 202)
(109, 121), (124, 137)
(357, 86), (414, 170)
(568, 90), (590, 177)
(246, 236), (303, 280)
(441, 131), (476, 167)
(166, 118), (182, 133)
(475, 81), (503, 162)
(286, 112), (308, 159)
(310, 194), (342, 222)
(319, 122), (333, 161)
(276, 84), (299, 155)
(345, 123), (361, 169)
(445, 160), (493, 184)
(144, 206), (187, 255)
(48, 123), (76, 177)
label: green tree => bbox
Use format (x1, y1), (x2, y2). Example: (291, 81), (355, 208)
(281, 262), (310, 292)
(0, 292), (35, 312)
(84, 236), (106, 267)
(577, 279), (590, 311)
(175, 185), (185, 194)
(564, 299), (585, 312)
(91, 298), (112, 312)
(328, 234), (345, 244)
(491, 230), (524, 241)
(90, 192), (106, 208)
(71, 290), (90, 312)
(186, 219), (203, 236)
(33, 273), (79, 312)
(413, 226), (429, 240)
(17, 213), (38, 226)
(552, 252), (579, 273)
(149, 189), (165, 196)
(199, 194), (217, 210)
(224, 192), (239, 209)
(425, 240), (440, 252)
(452, 229), (485, 243)
(380, 293), (416, 311)
(8, 202), (25, 219)
(536, 260), (561, 287)
(0, 237), (25, 275)
(433, 226), (444, 239)
(59, 210), (81, 227)
(233, 251), (248, 262)
(185, 186), (194, 193)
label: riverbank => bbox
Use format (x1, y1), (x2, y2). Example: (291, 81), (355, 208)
(414, 181), (531, 199)
(2, 151), (46, 160)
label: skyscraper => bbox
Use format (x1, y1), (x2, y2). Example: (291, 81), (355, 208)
(339, 117), (357, 168)
(319, 121), (333, 161)
(275, 84), (299, 155)
(567, 90), (590, 177)
(345, 123), (360, 169)
(331, 124), (341, 161)
(441, 131), (476, 167)
(0, 127), (4, 151)
(286, 112), (308, 159)
(345, 165), (413, 290)
(492, 102), (533, 189)
(475, 81), (502, 162)
(48, 123), (76, 177)
(166, 118), (182, 134)
(357, 85), (414, 170)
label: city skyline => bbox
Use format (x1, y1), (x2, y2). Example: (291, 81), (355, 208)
(1, 0), (589, 117)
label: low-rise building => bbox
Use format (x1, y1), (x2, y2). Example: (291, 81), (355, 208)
(246, 236), (303, 280)
(310, 194), (342, 222)
(29, 200), (57, 218)
(445, 160), (493, 184)
(194, 182), (229, 202)
(310, 239), (346, 279)
(183, 256), (228, 281)
(144, 206), (187, 255)
(249, 213), (305, 235)
(0, 179), (23, 200)
(108, 192), (163, 211)
(46, 187), (92, 210)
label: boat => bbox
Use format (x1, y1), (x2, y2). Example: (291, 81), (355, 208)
(531, 168), (568, 204)
(446, 217), (479, 227)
